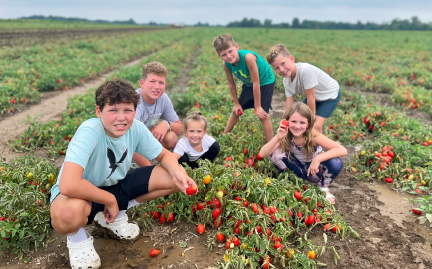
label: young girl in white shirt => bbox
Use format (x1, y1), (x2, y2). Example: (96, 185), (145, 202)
(173, 111), (220, 169)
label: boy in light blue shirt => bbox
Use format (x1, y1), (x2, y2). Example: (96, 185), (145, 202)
(50, 80), (197, 269)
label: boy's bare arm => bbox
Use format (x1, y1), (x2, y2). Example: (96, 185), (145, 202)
(245, 53), (268, 119)
(156, 148), (197, 193)
(285, 96), (295, 108)
(58, 162), (118, 220)
(305, 88), (316, 115)
(170, 120), (183, 136)
(223, 64), (239, 103)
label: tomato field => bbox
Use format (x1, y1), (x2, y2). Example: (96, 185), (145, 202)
(1, 21), (432, 268)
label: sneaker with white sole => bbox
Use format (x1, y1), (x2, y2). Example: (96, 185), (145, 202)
(93, 212), (140, 243)
(67, 231), (101, 269)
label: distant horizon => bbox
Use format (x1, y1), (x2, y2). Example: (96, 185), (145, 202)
(1, 0), (432, 26)
(5, 14), (432, 27)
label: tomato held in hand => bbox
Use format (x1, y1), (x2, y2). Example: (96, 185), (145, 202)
(238, 109), (243, 116)
(281, 119), (289, 128)
(186, 185), (198, 195)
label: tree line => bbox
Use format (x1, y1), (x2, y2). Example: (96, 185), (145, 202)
(227, 16), (432, 31)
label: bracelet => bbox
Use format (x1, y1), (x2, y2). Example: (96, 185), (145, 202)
(164, 120), (171, 132)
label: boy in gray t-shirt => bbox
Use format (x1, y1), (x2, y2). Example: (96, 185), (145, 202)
(133, 61), (183, 166)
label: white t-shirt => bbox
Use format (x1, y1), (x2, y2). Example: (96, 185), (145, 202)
(283, 63), (339, 101)
(135, 89), (179, 128)
(173, 134), (216, 162)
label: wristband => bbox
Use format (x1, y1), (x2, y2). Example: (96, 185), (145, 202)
(164, 120), (171, 132)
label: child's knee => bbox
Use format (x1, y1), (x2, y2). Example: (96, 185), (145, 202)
(328, 158), (343, 173)
(163, 132), (178, 149)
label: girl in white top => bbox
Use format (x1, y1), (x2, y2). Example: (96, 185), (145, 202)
(259, 102), (347, 204)
(173, 111), (220, 169)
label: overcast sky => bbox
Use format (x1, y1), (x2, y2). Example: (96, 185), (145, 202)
(1, 0), (432, 25)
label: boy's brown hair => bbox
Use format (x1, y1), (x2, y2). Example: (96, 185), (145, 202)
(95, 80), (140, 111)
(142, 61), (168, 81)
(266, 44), (292, 65)
(213, 34), (236, 55)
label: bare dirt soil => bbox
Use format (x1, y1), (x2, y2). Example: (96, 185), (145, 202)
(1, 60), (431, 268)
(0, 27), (168, 47)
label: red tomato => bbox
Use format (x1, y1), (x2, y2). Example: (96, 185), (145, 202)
(294, 190), (302, 201)
(186, 185), (198, 195)
(168, 212), (174, 222)
(257, 153), (263, 160)
(274, 241), (283, 252)
(152, 211), (160, 220)
(197, 224), (205, 234)
(385, 177), (393, 183)
(413, 208), (422, 215)
(159, 214), (167, 224)
(216, 233), (225, 242)
(281, 119), (289, 128)
(212, 208), (221, 219)
(150, 248), (160, 257)
(238, 109), (243, 116)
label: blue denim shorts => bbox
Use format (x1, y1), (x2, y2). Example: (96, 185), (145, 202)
(303, 88), (341, 118)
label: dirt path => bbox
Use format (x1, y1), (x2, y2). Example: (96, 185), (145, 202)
(1, 68), (432, 268)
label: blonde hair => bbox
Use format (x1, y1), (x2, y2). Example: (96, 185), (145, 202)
(266, 44), (291, 65)
(213, 34), (236, 55)
(280, 102), (316, 158)
(184, 111), (208, 130)
(142, 61), (168, 80)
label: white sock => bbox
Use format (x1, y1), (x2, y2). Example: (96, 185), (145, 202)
(127, 199), (140, 210)
(67, 227), (88, 243)
(116, 210), (126, 220)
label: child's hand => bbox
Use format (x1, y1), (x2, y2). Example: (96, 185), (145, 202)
(307, 160), (320, 177)
(104, 201), (119, 223)
(151, 122), (169, 142)
(232, 104), (243, 116)
(276, 120), (289, 140)
(255, 107), (268, 120)
(173, 170), (198, 194)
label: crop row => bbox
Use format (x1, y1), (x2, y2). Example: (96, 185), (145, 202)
(0, 27), (197, 113)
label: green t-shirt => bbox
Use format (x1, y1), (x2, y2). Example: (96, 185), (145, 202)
(225, 50), (275, 87)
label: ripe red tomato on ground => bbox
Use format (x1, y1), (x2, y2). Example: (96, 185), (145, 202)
(385, 177), (393, 183)
(413, 208), (422, 215)
(159, 214), (167, 224)
(150, 248), (160, 257)
(152, 211), (160, 220)
(168, 212), (174, 222)
(197, 224), (205, 234)
(186, 185), (198, 195)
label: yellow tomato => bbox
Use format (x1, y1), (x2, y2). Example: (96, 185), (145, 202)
(203, 175), (211, 185)
(264, 178), (271, 186)
(47, 174), (55, 183)
(287, 249), (295, 259)
(308, 250), (316, 259)
(27, 172), (33, 180)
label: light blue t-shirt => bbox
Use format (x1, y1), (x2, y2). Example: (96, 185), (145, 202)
(50, 118), (162, 203)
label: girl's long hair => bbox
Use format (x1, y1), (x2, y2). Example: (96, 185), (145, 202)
(280, 102), (315, 158)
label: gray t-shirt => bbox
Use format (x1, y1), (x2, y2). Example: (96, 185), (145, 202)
(135, 89), (180, 128)
(283, 63), (339, 101)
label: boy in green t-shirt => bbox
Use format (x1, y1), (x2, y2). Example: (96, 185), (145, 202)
(213, 34), (275, 142)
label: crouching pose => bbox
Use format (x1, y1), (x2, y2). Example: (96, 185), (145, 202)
(50, 80), (196, 269)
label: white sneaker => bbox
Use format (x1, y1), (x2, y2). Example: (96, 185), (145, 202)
(93, 212), (140, 242)
(67, 231), (101, 269)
